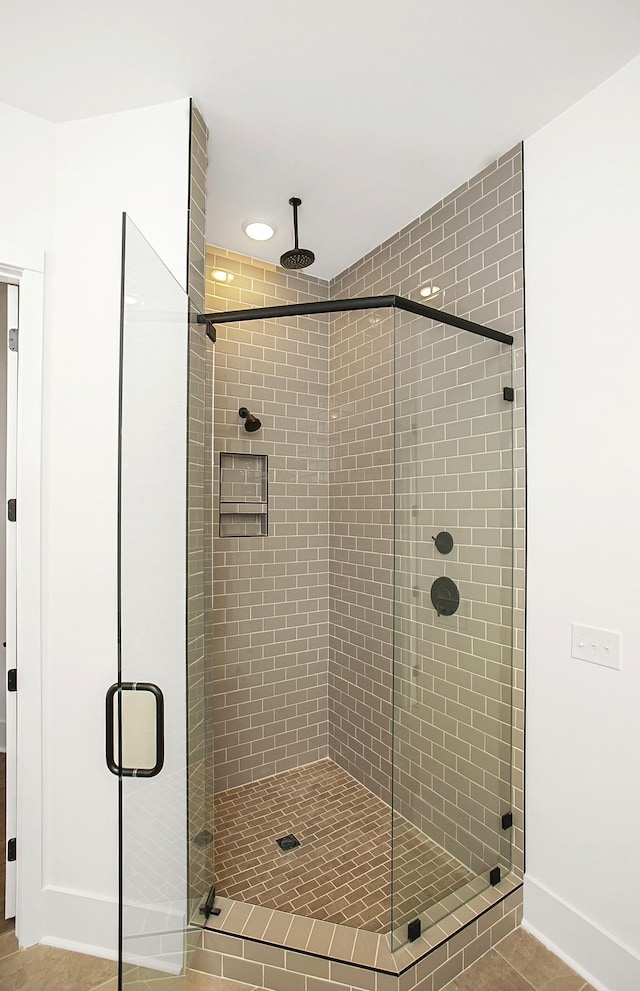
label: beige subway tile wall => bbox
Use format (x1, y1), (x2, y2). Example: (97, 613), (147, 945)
(327, 306), (396, 802)
(392, 314), (513, 886)
(328, 145), (525, 891)
(187, 102), (213, 897)
(205, 249), (331, 792)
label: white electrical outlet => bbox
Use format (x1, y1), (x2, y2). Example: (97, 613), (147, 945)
(571, 623), (621, 670)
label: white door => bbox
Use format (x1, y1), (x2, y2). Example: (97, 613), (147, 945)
(4, 283), (18, 920)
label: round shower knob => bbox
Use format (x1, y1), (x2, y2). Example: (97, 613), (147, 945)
(430, 576), (460, 617)
(432, 531), (454, 554)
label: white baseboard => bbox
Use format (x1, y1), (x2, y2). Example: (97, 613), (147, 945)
(41, 886), (118, 960)
(41, 885), (187, 974)
(523, 875), (640, 991)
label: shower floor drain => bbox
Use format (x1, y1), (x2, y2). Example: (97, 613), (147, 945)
(276, 833), (300, 852)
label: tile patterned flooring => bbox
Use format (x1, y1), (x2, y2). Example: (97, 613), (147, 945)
(213, 759), (474, 932)
(0, 929), (596, 991)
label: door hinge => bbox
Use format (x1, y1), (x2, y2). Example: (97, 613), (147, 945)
(501, 811), (513, 830)
(7, 669), (17, 692)
(7, 499), (16, 522)
(7, 838), (16, 862)
(503, 386), (514, 402)
(8, 327), (18, 353)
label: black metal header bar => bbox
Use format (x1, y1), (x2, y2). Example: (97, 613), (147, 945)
(197, 294), (513, 346)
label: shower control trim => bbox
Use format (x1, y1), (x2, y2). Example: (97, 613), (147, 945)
(430, 576), (460, 617)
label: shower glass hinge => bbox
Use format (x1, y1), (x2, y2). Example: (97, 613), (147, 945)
(407, 918), (421, 942)
(503, 386), (514, 402)
(8, 327), (18, 352)
(490, 866), (501, 886)
(7, 499), (16, 522)
(199, 883), (221, 921)
(7, 669), (17, 692)
(7, 838), (16, 862)
(501, 811), (513, 830)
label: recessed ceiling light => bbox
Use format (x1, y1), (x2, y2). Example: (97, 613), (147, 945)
(243, 220), (275, 241)
(419, 285), (442, 300)
(212, 269), (234, 283)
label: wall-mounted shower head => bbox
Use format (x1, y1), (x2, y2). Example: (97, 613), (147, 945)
(280, 197), (315, 270)
(238, 407), (262, 432)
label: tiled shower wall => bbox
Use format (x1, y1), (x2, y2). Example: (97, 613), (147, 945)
(327, 307), (396, 803)
(186, 102), (213, 895)
(204, 250), (331, 792)
(205, 145), (524, 884)
(392, 315), (513, 880)
(329, 145), (525, 880)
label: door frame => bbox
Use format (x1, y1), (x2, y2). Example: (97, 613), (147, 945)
(0, 238), (44, 947)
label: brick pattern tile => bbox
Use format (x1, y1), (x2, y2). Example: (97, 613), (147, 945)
(213, 759), (473, 932)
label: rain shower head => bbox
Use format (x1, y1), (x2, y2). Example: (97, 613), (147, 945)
(238, 407), (262, 432)
(280, 197), (315, 270)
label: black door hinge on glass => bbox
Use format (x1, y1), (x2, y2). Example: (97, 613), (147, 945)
(7, 838), (16, 862)
(7, 499), (16, 522)
(7, 669), (17, 692)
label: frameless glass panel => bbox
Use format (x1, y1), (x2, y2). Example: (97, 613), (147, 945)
(391, 306), (514, 948)
(117, 215), (210, 987)
(200, 305), (396, 935)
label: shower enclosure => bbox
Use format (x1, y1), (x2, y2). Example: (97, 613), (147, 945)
(112, 216), (516, 987)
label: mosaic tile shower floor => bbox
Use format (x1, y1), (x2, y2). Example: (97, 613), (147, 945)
(213, 758), (475, 932)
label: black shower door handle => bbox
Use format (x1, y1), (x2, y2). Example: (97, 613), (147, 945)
(105, 682), (165, 778)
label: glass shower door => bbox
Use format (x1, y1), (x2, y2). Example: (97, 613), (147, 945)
(391, 307), (514, 946)
(111, 215), (210, 987)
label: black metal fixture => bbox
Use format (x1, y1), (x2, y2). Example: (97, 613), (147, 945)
(490, 866), (501, 886)
(430, 576), (460, 617)
(276, 833), (300, 852)
(199, 884), (221, 921)
(238, 407), (262, 432)
(279, 197), (315, 270)
(407, 918), (421, 942)
(198, 295), (514, 347)
(432, 531), (454, 555)
(105, 683), (165, 778)
(193, 829), (214, 848)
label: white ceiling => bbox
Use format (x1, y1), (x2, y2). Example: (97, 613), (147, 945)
(3, 1), (640, 279)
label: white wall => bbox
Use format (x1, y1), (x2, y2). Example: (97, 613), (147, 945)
(0, 101), (55, 249)
(39, 99), (190, 954)
(1, 94), (191, 955)
(524, 53), (640, 991)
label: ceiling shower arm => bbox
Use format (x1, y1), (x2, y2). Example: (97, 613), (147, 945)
(290, 196), (301, 249)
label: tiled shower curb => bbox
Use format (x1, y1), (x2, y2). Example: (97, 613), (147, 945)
(192, 884), (522, 990)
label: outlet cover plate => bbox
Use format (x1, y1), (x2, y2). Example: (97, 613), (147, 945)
(571, 623), (621, 670)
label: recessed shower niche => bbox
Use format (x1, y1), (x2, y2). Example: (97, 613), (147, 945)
(218, 452), (268, 537)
